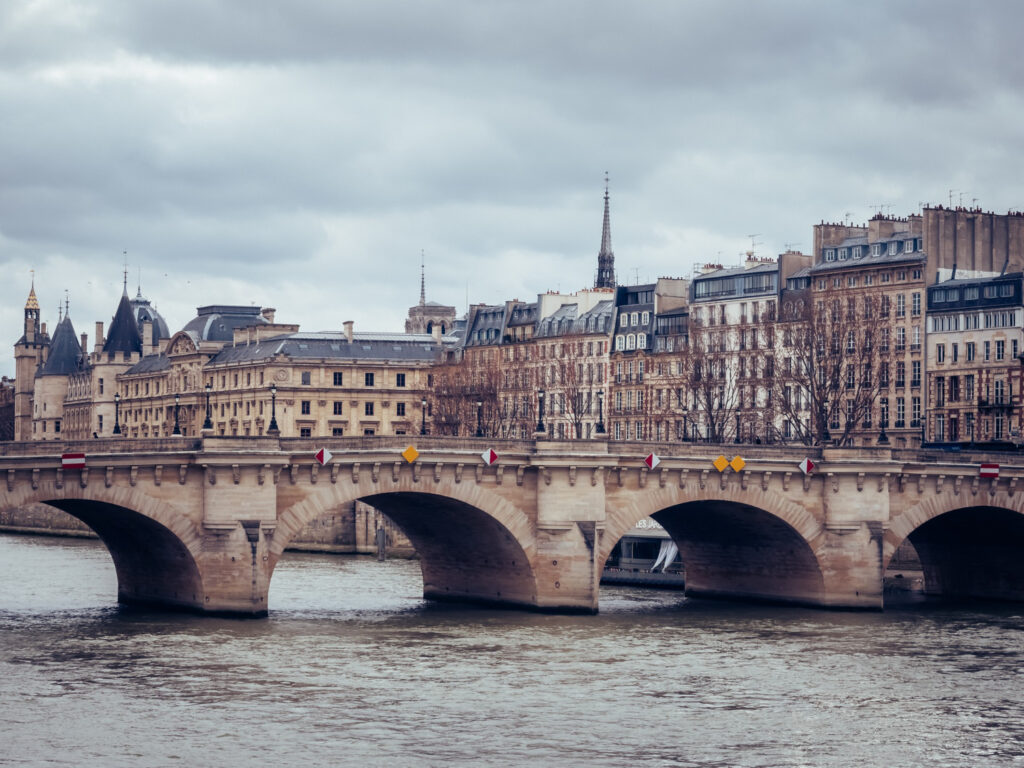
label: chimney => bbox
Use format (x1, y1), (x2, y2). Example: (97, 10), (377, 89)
(343, 320), (353, 343)
(142, 320), (153, 356)
(432, 324), (442, 345)
(261, 307), (276, 323)
(95, 322), (104, 353)
(80, 332), (88, 355)
(41, 321), (47, 337)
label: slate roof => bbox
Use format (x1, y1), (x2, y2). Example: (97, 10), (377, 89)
(810, 242), (925, 274)
(103, 292), (143, 355)
(694, 263), (777, 280)
(204, 332), (452, 366)
(39, 316), (83, 376)
(536, 300), (614, 338)
(181, 305), (268, 343)
(123, 355), (172, 375)
(131, 289), (170, 345)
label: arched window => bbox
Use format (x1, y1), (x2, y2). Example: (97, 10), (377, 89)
(626, 334), (636, 350)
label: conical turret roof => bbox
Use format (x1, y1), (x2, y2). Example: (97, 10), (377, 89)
(39, 315), (83, 376)
(103, 289), (143, 355)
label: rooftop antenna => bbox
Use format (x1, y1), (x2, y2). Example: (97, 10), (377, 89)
(958, 192), (966, 207)
(747, 233), (761, 251)
(122, 250), (129, 296)
(948, 189), (958, 207)
(632, 267), (640, 284)
(784, 242), (801, 252)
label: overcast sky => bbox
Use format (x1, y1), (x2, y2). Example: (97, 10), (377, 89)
(3, 0), (1023, 376)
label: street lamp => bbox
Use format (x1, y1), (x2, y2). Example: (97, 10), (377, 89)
(536, 389), (546, 434)
(172, 393), (181, 436)
(681, 406), (689, 442)
(202, 382), (213, 431)
(420, 398), (427, 436)
(267, 383), (279, 435)
(735, 413), (741, 443)
(596, 389), (605, 434)
(112, 392), (121, 435)
(475, 400), (484, 438)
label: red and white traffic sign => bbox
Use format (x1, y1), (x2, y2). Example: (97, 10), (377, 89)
(644, 453), (660, 470)
(61, 453), (85, 469)
(980, 463), (1000, 479)
(481, 448), (498, 466)
(799, 457), (814, 476)
(314, 448), (333, 466)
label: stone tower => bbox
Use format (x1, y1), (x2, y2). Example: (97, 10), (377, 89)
(13, 278), (48, 440)
(405, 254), (456, 336)
(594, 175), (616, 290)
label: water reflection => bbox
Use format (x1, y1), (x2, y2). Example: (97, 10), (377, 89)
(1, 534), (1023, 768)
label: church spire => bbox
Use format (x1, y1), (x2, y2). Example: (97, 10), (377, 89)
(419, 250), (426, 306)
(25, 271), (39, 312)
(595, 173), (616, 289)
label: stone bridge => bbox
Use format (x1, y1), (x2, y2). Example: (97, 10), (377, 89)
(1, 436), (1022, 616)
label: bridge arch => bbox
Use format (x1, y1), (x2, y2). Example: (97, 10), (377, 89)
(602, 484), (826, 606)
(273, 479), (540, 609)
(886, 491), (1024, 602)
(0, 484), (205, 612)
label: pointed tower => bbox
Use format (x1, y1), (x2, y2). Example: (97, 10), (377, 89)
(405, 252), (456, 335)
(594, 175), (616, 289)
(103, 279), (143, 358)
(13, 277), (47, 440)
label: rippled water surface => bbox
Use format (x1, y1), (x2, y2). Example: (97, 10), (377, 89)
(1, 533), (1023, 767)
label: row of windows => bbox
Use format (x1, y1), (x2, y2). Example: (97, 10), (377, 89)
(614, 333), (648, 351)
(823, 239), (920, 262)
(929, 310), (1019, 332)
(816, 269), (922, 290)
(299, 401), (413, 417)
(931, 283), (1016, 303)
(934, 339), (1017, 364)
(619, 311), (651, 328)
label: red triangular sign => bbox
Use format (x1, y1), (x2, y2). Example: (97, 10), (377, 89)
(799, 458), (814, 476)
(481, 449), (498, 466)
(644, 453), (660, 470)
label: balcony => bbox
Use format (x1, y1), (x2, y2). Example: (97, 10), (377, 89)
(910, 343), (921, 352)
(978, 398), (1013, 410)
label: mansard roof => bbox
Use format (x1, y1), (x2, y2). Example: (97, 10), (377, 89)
(130, 289), (171, 345)
(181, 305), (268, 343)
(39, 316), (83, 376)
(103, 291), (143, 355)
(204, 332), (452, 367)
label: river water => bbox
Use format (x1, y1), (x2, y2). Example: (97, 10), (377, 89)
(1, 534), (1022, 767)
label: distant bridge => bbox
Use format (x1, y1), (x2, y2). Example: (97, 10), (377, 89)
(2, 436), (1022, 616)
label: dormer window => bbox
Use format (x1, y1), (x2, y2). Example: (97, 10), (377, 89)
(825, 249), (836, 261)
(839, 248), (849, 260)
(871, 244), (882, 256)
(888, 241), (898, 256)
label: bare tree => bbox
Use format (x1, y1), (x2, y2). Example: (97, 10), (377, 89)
(771, 296), (883, 446)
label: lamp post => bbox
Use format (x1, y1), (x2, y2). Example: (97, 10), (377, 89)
(420, 398), (427, 436)
(536, 389), (546, 434)
(202, 382), (213, 431)
(475, 399), (484, 438)
(172, 393), (181, 436)
(681, 407), (689, 442)
(735, 413), (741, 443)
(112, 392), (121, 435)
(596, 389), (605, 434)
(267, 383), (279, 435)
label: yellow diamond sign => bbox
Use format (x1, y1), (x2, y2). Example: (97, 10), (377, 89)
(402, 445), (419, 463)
(713, 455), (729, 473)
(730, 455), (746, 473)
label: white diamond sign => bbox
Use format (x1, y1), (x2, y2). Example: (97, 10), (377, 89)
(799, 457), (814, 476)
(481, 448), (498, 466)
(315, 448), (333, 466)
(644, 452), (661, 470)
